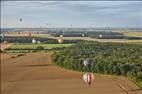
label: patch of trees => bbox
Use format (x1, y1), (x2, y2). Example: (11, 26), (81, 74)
(50, 31), (124, 39)
(53, 41), (142, 80)
(125, 36), (142, 40)
(0, 36), (82, 44)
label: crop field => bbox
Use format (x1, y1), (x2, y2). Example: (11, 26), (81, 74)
(6, 43), (74, 50)
(1, 33), (142, 94)
(1, 52), (142, 94)
(122, 32), (142, 37)
(1, 0), (142, 94)
(0, 43), (13, 51)
(4, 33), (52, 38)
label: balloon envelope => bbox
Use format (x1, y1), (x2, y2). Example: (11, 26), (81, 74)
(83, 59), (90, 66)
(83, 73), (94, 86)
(83, 59), (94, 71)
(19, 18), (23, 22)
(32, 38), (36, 44)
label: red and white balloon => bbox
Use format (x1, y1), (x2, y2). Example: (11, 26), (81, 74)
(83, 73), (94, 86)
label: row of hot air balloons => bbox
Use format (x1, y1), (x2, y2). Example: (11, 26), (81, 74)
(82, 59), (94, 86)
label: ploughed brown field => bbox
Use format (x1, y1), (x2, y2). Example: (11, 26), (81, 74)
(1, 52), (142, 94)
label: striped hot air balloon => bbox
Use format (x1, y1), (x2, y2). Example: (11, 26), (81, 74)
(83, 73), (94, 86)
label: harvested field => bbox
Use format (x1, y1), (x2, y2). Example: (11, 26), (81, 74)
(1, 52), (142, 94)
(0, 43), (13, 51)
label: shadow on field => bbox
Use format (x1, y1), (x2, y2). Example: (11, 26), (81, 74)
(23, 64), (54, 67)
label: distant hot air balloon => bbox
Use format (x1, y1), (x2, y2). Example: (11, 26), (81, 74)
(32, 38), (36, 44)
(0, 33), (5, 38)
(99, 34), (103, 38)
(19, 18), (23, 22)
(58, 35), (64, 43)
(83, 59), (90, 66)
(83, 73), (94, 86)
(82, 33), (85, 37)
(37, 41), (41, 44)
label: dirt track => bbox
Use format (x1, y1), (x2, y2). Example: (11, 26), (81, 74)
(1, 52), (142, 94)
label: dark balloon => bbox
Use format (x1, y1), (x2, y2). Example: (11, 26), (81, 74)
(19, 18), (23, 22)
(83, 59), (94, 72)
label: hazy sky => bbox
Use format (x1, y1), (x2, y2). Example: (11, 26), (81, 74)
(1, 1), (142, 28)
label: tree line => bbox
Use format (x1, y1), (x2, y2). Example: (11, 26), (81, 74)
(53, 41), (142, 81)
(1, 36), (82, 44)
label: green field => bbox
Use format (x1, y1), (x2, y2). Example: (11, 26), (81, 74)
(7, 43), (74, 50)
(123, 31), (142, 37)
(137, 80), (142, 88)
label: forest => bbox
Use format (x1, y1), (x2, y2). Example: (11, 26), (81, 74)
(0, 36), (82, 44)
(53, 41), (142, 82)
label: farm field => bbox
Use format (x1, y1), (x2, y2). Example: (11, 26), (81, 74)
(1, 1), (142, 94)
(122, 32), (142, 38)
(1, 33), (142, 94)
(0, 43), (13, 51)
(6, 43), (74, 50)
(4, 33), (142, 44)
(4, 33), (52, 38)
(53, 41), (142, 88)
(1, 52), (142, 94)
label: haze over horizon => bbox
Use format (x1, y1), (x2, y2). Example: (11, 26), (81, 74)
(1, 1), (142, 28)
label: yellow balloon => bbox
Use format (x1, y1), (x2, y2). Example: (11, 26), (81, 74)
(58, 35), (64, 43)
(58, 39), (63, 43)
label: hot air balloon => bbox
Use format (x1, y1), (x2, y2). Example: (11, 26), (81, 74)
(32, 38), (36, 44)
(19, 18), (23, 22)
(83, 73), (94, 86)
(58, 35), (64, 43)
(37, 41), (41, 44)
(0, 33), (5, 38)
(99, 34), (103, 38)
(82, 33), (85, 37)
(83, 59), (94, 72)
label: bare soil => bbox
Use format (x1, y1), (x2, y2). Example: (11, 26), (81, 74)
(0, 43), (13, 51)
(1, 52), (142, 94)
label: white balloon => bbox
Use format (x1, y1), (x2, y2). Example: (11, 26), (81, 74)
(32, 38), (36, 44)
(83, 60), (90, 66)
(99, 34), (103, 38)
(83, 73), (94, 86)
(83, 73), (88, 83)
(83, 60), (94, 71)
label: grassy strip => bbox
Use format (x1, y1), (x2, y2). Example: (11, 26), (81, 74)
(5, 43), (74, 50)
(136, 80), (142, 89)
(128, 76), (142, 89)
(123, 32), (142, 37)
